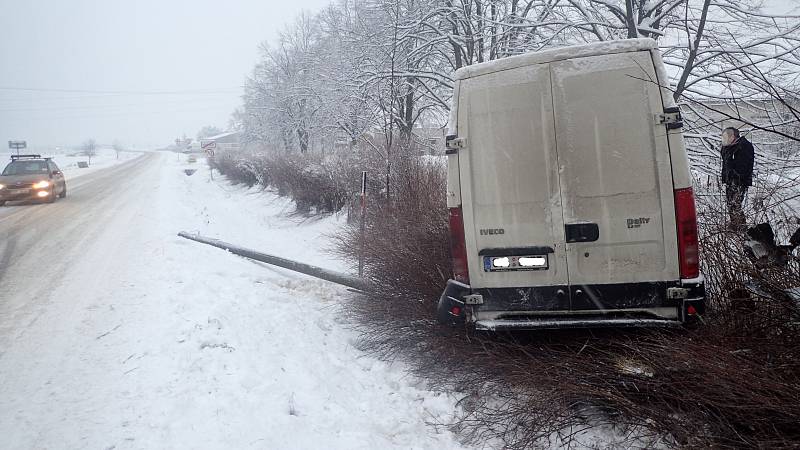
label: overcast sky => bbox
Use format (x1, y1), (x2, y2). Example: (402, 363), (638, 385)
(0, 0), (331, 150)
(0, 0), (796, 151)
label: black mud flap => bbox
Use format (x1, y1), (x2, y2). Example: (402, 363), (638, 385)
(680, 278), (706, 326)
(437, 279), (471, 326)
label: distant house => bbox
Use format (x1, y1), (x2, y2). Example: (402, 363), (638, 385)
(200, 131), (242, 154)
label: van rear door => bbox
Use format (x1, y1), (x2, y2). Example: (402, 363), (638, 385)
(457, 63), (570, 311)
(549, 51), (680, 310)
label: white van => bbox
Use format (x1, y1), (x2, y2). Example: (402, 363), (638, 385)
(437, 38), (705, 330)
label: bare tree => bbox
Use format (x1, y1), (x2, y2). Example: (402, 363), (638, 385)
(82, 139), (97, 165)
(237, 0), (800, 192)
(112, 140), (125, 160)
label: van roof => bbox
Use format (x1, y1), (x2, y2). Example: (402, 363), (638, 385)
(454, 38), (658, 80)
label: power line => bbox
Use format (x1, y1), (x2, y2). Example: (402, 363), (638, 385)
(0, 104), (235, 121)
(0, 86), (242, 95)
(0, 97), (235, 113)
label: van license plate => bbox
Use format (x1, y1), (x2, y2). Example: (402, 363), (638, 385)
(484, 255), (549, 272)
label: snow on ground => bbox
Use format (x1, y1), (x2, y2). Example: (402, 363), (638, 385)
(165, 156), (465, 448)
(0, 152), (463, 449)
(175, 154), (347, 273)
(1, 147), (140, 180)
(51, 147), (141, 180)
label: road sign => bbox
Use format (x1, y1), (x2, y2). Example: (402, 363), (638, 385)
(201, 141), (216, 150)
(8, 140), (26, 150)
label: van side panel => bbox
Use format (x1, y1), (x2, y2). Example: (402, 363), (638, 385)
(549, 51), (680, 292)
(458, 64), (569, 293)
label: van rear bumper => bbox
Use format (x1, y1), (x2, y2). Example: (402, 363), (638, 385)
(437, 278), (705, 330)
(475, 316), (682, 331)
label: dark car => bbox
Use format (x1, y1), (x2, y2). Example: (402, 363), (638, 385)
(0, 154), (67, 206)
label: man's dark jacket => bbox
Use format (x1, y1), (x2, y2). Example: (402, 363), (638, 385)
(721, 136), (755, 186)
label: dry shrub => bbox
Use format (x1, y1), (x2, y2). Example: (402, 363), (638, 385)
(210, 151), (259, 187)
(217, 143), (800, 447)
(695, 172), (800, 335)
(210, 149), (364, 213)
(334, 160), (800, 448)
(332, 156), (451, 297)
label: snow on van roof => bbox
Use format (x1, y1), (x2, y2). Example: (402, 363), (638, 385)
(454, 38), (658, 80)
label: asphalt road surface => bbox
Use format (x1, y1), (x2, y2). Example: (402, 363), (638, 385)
(0, 153), (156, 355)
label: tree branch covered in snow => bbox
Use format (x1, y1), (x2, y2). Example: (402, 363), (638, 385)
(238, 0), (800, 177)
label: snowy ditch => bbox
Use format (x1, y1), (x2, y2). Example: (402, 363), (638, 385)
(203, 149), (800, 448)
(193, 154), (682, 449)
(151, 154), (469, 449)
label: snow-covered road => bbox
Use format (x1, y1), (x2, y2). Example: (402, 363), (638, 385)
(0, 152), (462, 449)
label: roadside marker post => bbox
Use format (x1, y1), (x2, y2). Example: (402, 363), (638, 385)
(202, 141), (217, 180)
(359, 171), (367, 277)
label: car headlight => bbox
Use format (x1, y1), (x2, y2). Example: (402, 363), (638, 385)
(0, 184), (4, 190)
(33, 180), (50, 189)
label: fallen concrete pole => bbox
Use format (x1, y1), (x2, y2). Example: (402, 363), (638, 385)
(177, 231), (373, 292)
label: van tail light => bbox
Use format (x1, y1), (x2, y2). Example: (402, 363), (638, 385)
(674, 187), (699, 279)
(448, 206), (470, 284)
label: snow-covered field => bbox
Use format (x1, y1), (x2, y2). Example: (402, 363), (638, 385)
(0, 152), (463, 449)
(1, 147), (140, 180)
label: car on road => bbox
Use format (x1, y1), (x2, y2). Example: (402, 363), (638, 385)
(438, 38), (705, 330)
(0, 154), (67, 206)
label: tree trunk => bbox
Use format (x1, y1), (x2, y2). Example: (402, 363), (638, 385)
(297, 128), (309, 153)
(625, 0), (638, 38)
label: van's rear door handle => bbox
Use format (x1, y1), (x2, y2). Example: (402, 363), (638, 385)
(565, 223), (599, 243)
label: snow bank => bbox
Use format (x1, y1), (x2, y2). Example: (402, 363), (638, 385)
(52, 148), (142, 179)
(0, 147), (141, 180)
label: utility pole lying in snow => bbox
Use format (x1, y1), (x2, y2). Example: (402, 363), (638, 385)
(177, 232), (373, 292)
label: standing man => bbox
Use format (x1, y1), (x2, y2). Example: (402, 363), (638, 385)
(721, 127), (755, 228)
